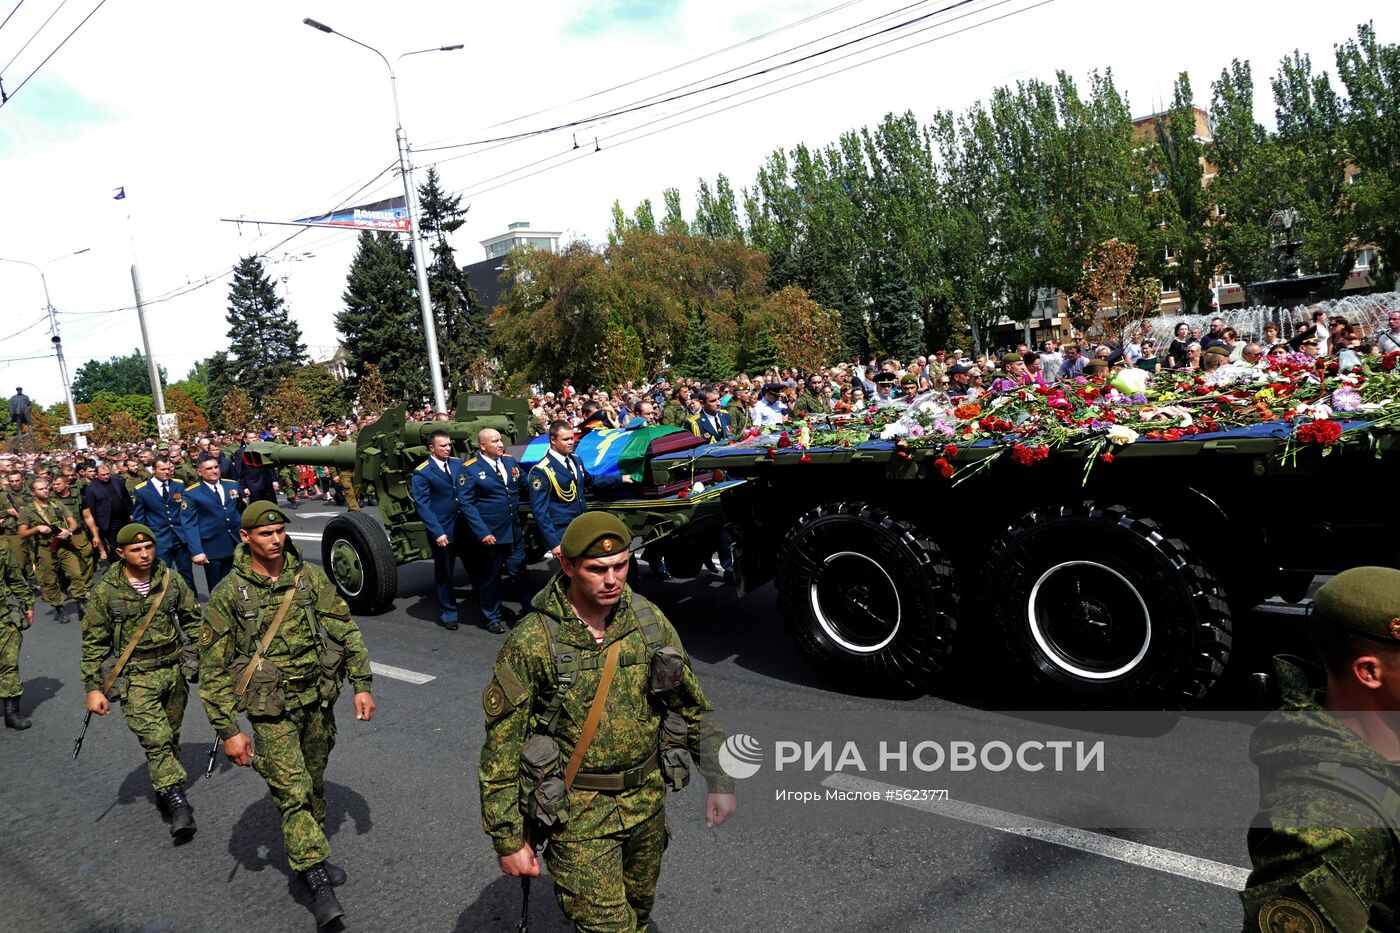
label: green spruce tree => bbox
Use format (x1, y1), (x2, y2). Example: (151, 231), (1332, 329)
(869, 264), (923, 361)
(337, 231), (425, 406)
(418, 167), (490, 395)
(225, 255), (307, 412)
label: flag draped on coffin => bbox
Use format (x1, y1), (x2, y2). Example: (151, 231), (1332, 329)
(518, 426), (683, 481)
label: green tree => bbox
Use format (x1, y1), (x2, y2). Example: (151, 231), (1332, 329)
(225, 255), (307, 412)
(672, 311), (735, 382)
(337, 231), (424, 406)
(1337, 22), (1400, 288)
(418, 167), (491, 396)
(218, 386), (254, 432)
(267, 377), (317, 429)
(289, 366), (348, 422)
(1210, 60), (1277, 285)
(1151, 73), (1215, 314)
(71, 349), (166, 404)
(164, 386), (208, 435)
(868, 263), (923, 360)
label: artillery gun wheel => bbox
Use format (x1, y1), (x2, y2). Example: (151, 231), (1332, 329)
(321, 512), (398, 615)
(778, 502), (956, 695)
(984, 501), (1232, 708)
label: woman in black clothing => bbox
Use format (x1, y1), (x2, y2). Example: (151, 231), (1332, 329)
(1165, 321), (1192, 369)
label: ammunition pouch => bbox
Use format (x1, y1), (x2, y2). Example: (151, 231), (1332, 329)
(520, 734), (568, 827)
(648, 646), (685, 696)
(180, 642), (200, 684)
(99, 654), (129, 704)
(318, 635), (348, 704)
(660, 710), (691, 792)
(231, 656), (287, 716)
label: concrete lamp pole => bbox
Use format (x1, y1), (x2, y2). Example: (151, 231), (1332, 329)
(0, 248), (90, 449)
(303, 17), (463, 416)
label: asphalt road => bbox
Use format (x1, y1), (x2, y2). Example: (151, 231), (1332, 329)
(0, 502), (1287, 932)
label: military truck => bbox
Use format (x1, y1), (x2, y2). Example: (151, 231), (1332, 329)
(247, 377), (1399, 708)
(241, 394), (735, 616)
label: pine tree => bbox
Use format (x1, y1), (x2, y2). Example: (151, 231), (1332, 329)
(869, 265), (924, 361)
(225, 255), (306, 413)
(672, 312), (735, 382)
(337, 231), (425, 407)
(417, 167), (490, 396)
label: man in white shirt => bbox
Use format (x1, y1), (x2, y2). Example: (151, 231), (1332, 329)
(750, 384), (787, 429)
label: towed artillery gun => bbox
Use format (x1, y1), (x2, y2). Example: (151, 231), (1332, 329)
(241, 394), (734, 614)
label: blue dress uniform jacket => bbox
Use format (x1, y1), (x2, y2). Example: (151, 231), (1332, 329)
(410, 456), (467, 544)
(456, 455), (529, 545)
(182, 478), (242, 593)
(131, 478), (200, 589)
(527, 452), (625, 552)
(685, 410), (733, 443)
(411, 456), (468, 624)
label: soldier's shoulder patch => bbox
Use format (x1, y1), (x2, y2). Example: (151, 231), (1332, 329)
(482, 681), (508, 719)
(530, 476), (543, 491)
(1257, 897), (1322, 933)
(198, 624), (214, 647)
(134, 480), (148, 491)
(415, 460), (429, 472)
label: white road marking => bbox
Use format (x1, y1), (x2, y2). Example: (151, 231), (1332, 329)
(821, 774), (1251, 891)
(370, 662), (436, 685)
(287, 532), (323, 542)
(291, 511), (340, 518)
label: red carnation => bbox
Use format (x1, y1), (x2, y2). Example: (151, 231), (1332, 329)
(934, 458), (954, 479)
(1296, 419), (1343, 446)
(1010, 444), (1038, 466)
(1099, 453), (1115, 464)
(765, 446), (776, 460)
(776, 432), (792, 448)
(799, 454), (812, 463)
(1382, 352), (1399, 372)
(943, 444), (959, 459)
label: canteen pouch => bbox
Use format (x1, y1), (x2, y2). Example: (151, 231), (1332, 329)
(520, 734), (568, 827)
(660, 710), (692, 792)
(179, 642), (200, 685)
(648, 646), (685, 696)
(99, 654), (129, 704)
(232, 657), (286, 716)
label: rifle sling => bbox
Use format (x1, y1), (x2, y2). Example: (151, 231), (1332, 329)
(564, 638), (622, 791)
(100, 576), (171, 695)
(234, 570), (303, 698)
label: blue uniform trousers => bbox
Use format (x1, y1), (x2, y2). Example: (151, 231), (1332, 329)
(203, 556), (233, 593)
(469, 541), (525, 625)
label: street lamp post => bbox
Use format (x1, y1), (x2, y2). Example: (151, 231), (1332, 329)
(303, 17), (463, 416)
(0, 248), (90, 449)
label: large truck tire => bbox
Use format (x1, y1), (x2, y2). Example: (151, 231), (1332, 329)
(984, 501), (1232, 707)
(321, 511), (398, 614)
(778, 502), (957, 695)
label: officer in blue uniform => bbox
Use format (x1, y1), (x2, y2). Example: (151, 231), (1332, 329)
(527, 420), (632, 561)
(131, 455), (200, 591)
(457, 428), (530, 634)
(410, 430), (469, 630)
(183, 452), (242, 592)
(685, 387), (733, 443)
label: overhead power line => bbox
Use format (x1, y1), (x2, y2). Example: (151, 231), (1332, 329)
(1, 0), (68, 74)
(0, 0), (109, 111)
(0, 0), (29, 34)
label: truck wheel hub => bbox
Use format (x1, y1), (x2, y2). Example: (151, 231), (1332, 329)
(1027, 560), (1151, 680)
(809, 551), (901, 654)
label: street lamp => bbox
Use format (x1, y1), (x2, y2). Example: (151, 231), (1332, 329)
(303, 17), (463, 415)
(0, 248), (90, 448)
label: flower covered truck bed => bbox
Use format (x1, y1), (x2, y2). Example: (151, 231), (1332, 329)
(645, 354), (1400, 706)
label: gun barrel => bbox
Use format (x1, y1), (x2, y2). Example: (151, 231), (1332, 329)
(243, 443), (354, 470)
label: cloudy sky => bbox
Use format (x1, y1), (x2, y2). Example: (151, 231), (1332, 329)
(1, 0), (1395, 409)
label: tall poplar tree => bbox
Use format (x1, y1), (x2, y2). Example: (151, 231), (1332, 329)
(225, 255), (306, 413)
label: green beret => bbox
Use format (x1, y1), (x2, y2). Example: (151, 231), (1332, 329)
(1001, 352), (1023, 365)
(1083, 358), (1108, 373)
(242, 500), (291, 530)
(560, 512), (631, 560)
(899, 375), (917, 386)
(116, 523), (156, 546)
(1204, 344), (1231, 357)
(1314, 567), (1400, 642)
(106, 448), (121, 457)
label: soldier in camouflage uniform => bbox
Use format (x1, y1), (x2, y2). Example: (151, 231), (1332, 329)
(480, 512), (736, 933)
(659, 386), (690, 428)
(0, 531), (35, 729)
(198, 501), (375, 927)
(80, 522), (202, 839)
(52, 474), (96, 592)
(327, 425), (359, 512)
(0, 467), (30, 587)
(1242, 566), (1400, 932)
(18, 476), (90, 623)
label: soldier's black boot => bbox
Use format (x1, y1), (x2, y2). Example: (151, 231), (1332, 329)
(301, 863), (345, 927)
(163, 785), (196, 840)
(324, 862), (347, 887)
(3, 696), (31, 730)
(50, 604), (68, 624)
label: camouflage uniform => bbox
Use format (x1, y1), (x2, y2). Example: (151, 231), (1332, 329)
(789, 390), (830, 420)
(173, 461), (199, 488)
(0, 541), (35, 699)
(725, 401), (748, 436)
(659, 400), (688, 428)
(479, 575), (732, 933)
(278, 465), (300, 503)
(198, 543), (373, 872)
(19, 497), (90, 610)
(1241, 657), (1400, 931)
(328, 438), (359, 511)
(0, 486), (28, 586)
(53, 485), (96, 590)
(79, 560), (201, 791)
